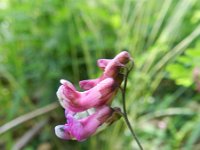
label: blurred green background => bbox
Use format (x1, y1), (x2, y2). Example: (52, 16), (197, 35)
(0, 0), (200, 149)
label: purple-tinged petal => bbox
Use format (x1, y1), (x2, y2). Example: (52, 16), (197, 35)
(79, 78), (100, 90)
(56, 79), (81, 109)
(78, 51), (131, 91)
(97, 59), (112, 70)
(55, 106), (122, 141)
(58, 78), (118, 112)
(67, 114), (84, 141)
(79, 78), (116, 108)
(103, 52), (131, 78)
(60, 79), (76, 91)
(55, 125), (71, 140)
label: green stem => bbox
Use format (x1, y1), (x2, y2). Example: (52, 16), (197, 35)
(121, 61), (144, 150)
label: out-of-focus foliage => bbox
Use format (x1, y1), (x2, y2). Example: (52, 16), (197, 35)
(0, 0), (200, 150)
(167, 44), (200, 87)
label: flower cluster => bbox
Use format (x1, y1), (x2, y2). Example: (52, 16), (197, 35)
(55, 51), (132, 141)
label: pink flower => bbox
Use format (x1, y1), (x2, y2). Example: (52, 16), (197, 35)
(55, 51), (132, 141)
(79, 51), (131, 90)
(57, 78), (119, 112)
(79, 78), (102, 90)
(55, 106), (121, 141)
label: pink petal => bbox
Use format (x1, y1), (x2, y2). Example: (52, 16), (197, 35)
(60, 79), (76, 91)
(97, 59), (111, 70)
(56, 80), (80, 109)
(79, 78), (100, 90)
(55, 125), (71, 140)
(67, 114), (84, 141)
(80, 78), (116, 108)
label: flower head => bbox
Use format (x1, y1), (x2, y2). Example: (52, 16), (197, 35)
(55, 51), (132, 141)
(55, 106), (122, 141)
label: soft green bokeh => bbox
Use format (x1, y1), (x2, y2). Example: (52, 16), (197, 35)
(0, 0), (200, 149)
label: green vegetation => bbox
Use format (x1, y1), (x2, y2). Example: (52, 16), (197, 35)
(0, 0), (200, 149)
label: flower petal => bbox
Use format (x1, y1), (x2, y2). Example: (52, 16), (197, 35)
(79, 78), (100, 90)
(55, 125), (71, 140)
(97, 59), (112, 70)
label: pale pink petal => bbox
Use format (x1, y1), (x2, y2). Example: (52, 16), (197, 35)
(55, 125), (71, 140)
(58, 78), (117, 112)
(97, 59), (111, 69)
(56, 80), (80, 110)
(79, 78), (100, 90)
(60, 79), (76, 91)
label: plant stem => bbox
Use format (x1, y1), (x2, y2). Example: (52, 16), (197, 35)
(121, 61), (144, 150)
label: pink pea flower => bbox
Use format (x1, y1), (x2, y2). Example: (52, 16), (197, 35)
(57, 78), (119, 112)
(79, 51), (131, 90)
(55, 105), (121, 141)
(55, 51), (132, 141)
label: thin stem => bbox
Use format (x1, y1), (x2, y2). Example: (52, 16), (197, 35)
(121, 61), (144, 150)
